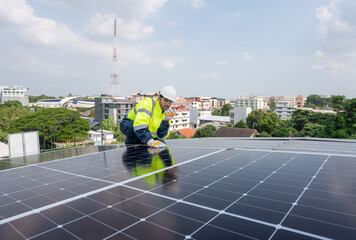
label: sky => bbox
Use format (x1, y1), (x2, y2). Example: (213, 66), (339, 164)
(0, 0), (356, 99)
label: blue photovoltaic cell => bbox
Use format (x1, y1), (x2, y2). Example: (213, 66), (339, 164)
(0, 144), (355, 239)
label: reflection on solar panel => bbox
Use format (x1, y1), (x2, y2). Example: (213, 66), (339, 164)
(0, 143), (355, 239)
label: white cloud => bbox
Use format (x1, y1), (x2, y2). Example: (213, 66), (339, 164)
(0, 0), (154, 64)
(316, 0), (354, 40)
(244, 52), (254, 62)
(314, 0), (356, 76)
(215, 60), (228, 65)
(189, 0), (205, 8)
(200, 72), (219, 79)
(162, 61), (175, 69)
(315, 50), (325, 57)
(0, 0), (109, 55)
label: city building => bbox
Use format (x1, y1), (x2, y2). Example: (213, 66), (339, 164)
(229, 107), (252, 125)
(189, 109), (211, 128)
(275, 101), (296, 119)
(169, 108), (190, 131)
(88, 130), (115, 144)
(209, 97), (218, 109)
(236, 96), (268, 110)
(33, 98), (95, 109)
(295, 95), (305, 108)
(273, 96), (296, 106)
(94, 97), (134, 124)
(0, 85), (29, 106)
(198, 115), (230, 126)
(217, 98), (229, 108)
(186, 99), (201, 109)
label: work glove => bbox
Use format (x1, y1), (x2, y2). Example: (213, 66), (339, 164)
(147, 147), (164, 155)
(164, 108), (176, 121)
(146, 139), (166, 148)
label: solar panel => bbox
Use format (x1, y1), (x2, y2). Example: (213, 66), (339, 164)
(0, 143), (355, 239)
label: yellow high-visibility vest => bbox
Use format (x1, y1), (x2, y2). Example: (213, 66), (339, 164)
(127, 97), (170, 139)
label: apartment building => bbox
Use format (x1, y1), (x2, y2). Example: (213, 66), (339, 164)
(209, 97), (218, 109)
(295, 95), (305, 108)
(275, 101), (296, 119)
(0, 85), (29, 106)
(95, 97), (134, 123)
(236, 97), (268, 110)
(229, 107), (252, 125)
(273, 96), (296, 106)
(169, 108), (190, 131)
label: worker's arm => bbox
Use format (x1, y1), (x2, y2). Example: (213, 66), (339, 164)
(157, 108), (175, 139)
(134, 128), (153, 144)
(156, 120), (170, 139)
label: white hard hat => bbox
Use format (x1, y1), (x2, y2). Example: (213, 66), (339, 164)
(159, 86), (177, 102)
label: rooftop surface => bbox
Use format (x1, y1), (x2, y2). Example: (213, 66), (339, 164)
(0, 138), (355, 239)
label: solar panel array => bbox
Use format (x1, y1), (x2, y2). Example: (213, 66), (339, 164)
(0, 144), (355, 239)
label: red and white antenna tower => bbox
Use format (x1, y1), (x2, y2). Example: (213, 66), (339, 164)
(110, 18), (120, 98)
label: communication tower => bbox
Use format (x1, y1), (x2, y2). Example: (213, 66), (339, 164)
(110, 18), (120, 98)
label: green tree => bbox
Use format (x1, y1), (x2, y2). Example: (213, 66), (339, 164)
(0, 101), (30, 142)
(29, 94), (56, 103)
(226, 123), (233, 127)
(114, 128), (126, 142)
(212, 109), (221, 116)
(257, 131), (272, 137)
(10, 108), (90, 147)
(89, 109), (95, 118)
(330, 95), (346, 113)
(102, 116), (116, 132)
(220, 104), (233, 116)
(267, 101), (276, 111)
(300, 124), (324, 137)
(290, 109), (310, 131)
(331, 129), (349, 139)
(193, 125), (216, 138)
(0, 129), (8, 143)
(234, 120), (248, 128)
(272, 126), (299, 137)
(1, 100), (23, 108)
(166, 131), (186, 139)
(304, 95), (331, 108)
(246, 109), (281, 134)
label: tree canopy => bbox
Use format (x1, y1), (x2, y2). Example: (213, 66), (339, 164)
(212, 104), (233, 116)
(29, 94), (56, 103)
(234, 120), (248, 128)
(246, 109), (281, 134)
(10, 108), (90, 147)
(304, 94), (332, 108)
(193, 124), (216, 138)
(0, 100), (30, 142)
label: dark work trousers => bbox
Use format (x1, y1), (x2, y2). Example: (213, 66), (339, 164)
(120, 117), (142, 145)
(120, 116), (166, 145)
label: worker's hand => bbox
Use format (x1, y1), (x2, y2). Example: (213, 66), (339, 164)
(147, 147), (164, 155)
(164, 108), (176, 121)
(146, 139), (166, 148)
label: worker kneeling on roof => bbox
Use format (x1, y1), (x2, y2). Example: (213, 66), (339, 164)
(120, 86), (177, 148)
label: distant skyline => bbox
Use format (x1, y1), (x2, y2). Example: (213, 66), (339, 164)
(1, 0), (356, 98)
